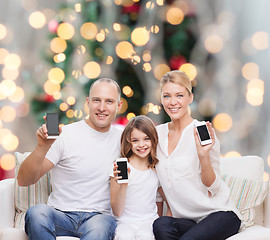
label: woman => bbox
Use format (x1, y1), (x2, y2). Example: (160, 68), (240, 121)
(153, 70), (241, 240)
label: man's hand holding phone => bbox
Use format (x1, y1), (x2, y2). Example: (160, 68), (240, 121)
(36, 114), (62, 148)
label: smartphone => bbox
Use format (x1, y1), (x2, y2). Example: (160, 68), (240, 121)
(116, 158), (128, 184)
(195, 121), (213, 146)
(46, 113), (59, 139)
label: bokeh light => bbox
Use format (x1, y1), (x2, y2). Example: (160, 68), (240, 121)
(131, 27), (150, 46)
(80, 22), (98, 40)
(44, 80), (61, 95)
(0, 79), (16, 96)
(154, 63), (171, 80)
(83, 61), (101, 79)
(0, 48), (9, 64)
(127, 112), (136, 120)
(252, 31), (269, 50)
(4, 53), (21, 69)
(123, 86), (134, 97)
(179, 63), (197, 81)
(106, 56), (113, 64)
(53, 53), (66, 63)
(246, 78), (264, 106)
(151, 25), (159, 34)
(143, 50), (151, 62)
(50, 37), (67, 53)
(29, 11), (46, 29)
(2, 134), (19, 151)
(67, 96), (76, 105)
(74, 110), (83, 118)
(0, 105), (16, 122)
(166, 7), (184, 25)
(0, 153), (15, 171)
(116, 41), (134, 59)
(143, 63), (152, 72)
(267, 155), (270, 168)
(66, 109), (74, 118)
(213, 113), (233, 132)
(204, 34), (223, 53)
(57, 22), (75, 40)
(0, 24), (7, 40)
(2, 67), (19, 80)
(60, 102), (69, 111)
(48, 67), (65, 84)
(223, 151), (241, 158)
(242, 62), (259, 80)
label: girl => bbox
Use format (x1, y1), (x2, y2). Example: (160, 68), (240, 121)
(153, 70), (242, 240)
(110, 115), (170, 240)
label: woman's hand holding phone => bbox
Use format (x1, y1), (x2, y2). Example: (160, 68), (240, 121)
(194, 121), (215, 159)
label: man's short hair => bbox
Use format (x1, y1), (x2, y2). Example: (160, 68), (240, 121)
(89, 78), (121, 101)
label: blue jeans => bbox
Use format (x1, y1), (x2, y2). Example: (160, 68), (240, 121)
(153, 211), (241, 240)
(25, 204), (117, 240)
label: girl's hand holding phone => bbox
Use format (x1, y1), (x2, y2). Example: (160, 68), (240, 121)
(113, 162), (130, 185)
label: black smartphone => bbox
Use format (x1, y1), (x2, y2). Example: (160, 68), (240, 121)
(46, 113), (59, 139)
(116, 158), (128, 183)
(195, 121), (213, 146)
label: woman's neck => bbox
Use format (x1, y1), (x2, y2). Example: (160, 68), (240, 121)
(170, 115), (193, 133)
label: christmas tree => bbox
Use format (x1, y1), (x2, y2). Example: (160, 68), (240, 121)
(30, 0), (198, 126)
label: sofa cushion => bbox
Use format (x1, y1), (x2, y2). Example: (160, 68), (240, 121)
(0, 228), (79, 240)
(226, 224), (270, 240)
(220, 156), (264, 180)
(222, 175), (268, 228)
(14, 152), (52, 229)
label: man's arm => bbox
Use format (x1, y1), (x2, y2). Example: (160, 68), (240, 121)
(17, 146), (54, 186)
(17, 121), (60, 186)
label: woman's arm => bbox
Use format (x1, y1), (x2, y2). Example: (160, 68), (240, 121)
(194, 122), (217, 195)
(110, 163), (128, 217)
(157, 187), (172, 216)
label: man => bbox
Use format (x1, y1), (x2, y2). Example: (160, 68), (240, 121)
(17, 78), (123, 240)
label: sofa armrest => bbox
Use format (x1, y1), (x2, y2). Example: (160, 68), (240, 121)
(0, 178), (15, 229)
(264, 181), (270, 227)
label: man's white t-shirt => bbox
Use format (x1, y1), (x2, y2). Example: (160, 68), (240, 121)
(46, 120), (122, 213)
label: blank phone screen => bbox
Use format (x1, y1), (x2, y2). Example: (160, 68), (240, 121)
(46, 113), (59, 135)
(197, 125), (211, 141)
(117, 161), (128, 180)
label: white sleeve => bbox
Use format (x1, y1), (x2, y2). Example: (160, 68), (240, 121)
(207, 134), (221, 196)
(45, 135), (64, 166)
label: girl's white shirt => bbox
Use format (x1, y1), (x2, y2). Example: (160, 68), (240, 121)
(114, 163), (159, 223)
(156, 119), (241, 223)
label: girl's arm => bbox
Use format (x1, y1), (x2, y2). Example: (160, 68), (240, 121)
(110, 163), (128, 217)
(193, 122), (218, 196)
(157, 186), (172, 216)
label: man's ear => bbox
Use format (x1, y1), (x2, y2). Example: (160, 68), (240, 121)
(117, 100), (123, 113)
(86, 97), (90, 105)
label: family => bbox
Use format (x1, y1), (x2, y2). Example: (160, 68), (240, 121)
(17, 70), (242, 240)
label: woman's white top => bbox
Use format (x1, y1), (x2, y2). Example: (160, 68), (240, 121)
(156, 120), (241, 223)
(115, 164), (159, 223)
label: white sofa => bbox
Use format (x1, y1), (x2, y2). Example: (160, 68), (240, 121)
(0, 155), (270, 240)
